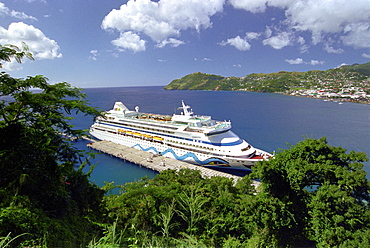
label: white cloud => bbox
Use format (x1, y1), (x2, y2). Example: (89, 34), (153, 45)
(229, 0), (267, 13)
(111, 31), (147, 53)
(284, 0), (370, 37)
(342, 22), (370, 49)
(337, 63), (348, 68)
(263, 31), (292, 49)
(299, 44), (309, 54)
(229, 0), (293, 13)
(0, 2), (37, 21)
(0, 22), (62, 64)
(1, 60), (22, 71)
(202, 58), (212, 61)
(220, 35), (251, 51)
(156, 38), (184, 48)
(285, 57), (324, 65)
(309, 60), (324, 65)
(23, 0), (47, 3)
(102, 0), (178, 42)
(219, 32), (260, 51)
(264, 26), (272, 38)
(362, 53), (370, 59)
(285, 58), (304, 65)
(245, 31), (260, 40)
(296, 36), (309, 53)
(159, 0), (224, 31)
(323, 44), (344, 54)
(89, 50), (99, 60)
(102, 0), (225, 52)
(229, 0), (370, 51)
(297, 36), (305, 45)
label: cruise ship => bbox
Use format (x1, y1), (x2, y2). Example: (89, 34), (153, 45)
(89, 101), (272, 168)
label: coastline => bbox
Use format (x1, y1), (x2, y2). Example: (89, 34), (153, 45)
(163, 87), (370, 105)
(280, 92), (370, 105)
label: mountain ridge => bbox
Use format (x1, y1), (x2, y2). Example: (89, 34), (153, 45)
(164, 61), (370, 92)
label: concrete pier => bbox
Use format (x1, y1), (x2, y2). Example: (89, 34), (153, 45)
(87, 140), (260, 188)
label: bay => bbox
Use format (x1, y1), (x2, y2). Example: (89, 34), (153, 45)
(72, 86), (370, 186)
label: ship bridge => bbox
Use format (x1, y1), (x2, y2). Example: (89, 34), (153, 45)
(170, 101), (231, 135)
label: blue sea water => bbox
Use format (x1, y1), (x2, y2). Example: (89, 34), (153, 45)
(71, 86), (370, 186)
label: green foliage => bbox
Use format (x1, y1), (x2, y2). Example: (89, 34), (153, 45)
(0, 43), (106, 246)
(250, 137), (370, 247)
(87, 220), (125, 248)
(341, 61), (370, 76)
(102, 169), (258, 247)
(77, 136), (370, 247)
(164, 62), (369, 92)
(176, 184), (208, 235)
(164, 72), (225, 90)
(0, 232), (29, 248)
(97, 138), (369, 247)
(158, 198), (177, 239)
(0, 43), (33, 67)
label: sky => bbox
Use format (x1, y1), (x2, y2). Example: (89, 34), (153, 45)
(1, 0), (370, 88)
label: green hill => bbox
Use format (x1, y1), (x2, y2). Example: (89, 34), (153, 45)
(164, 62), (370, 92)
(340, 61), (370, 76)
(164, 72), (225, 90)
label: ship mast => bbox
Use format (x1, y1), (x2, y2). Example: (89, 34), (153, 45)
(181, 100), (193, 116)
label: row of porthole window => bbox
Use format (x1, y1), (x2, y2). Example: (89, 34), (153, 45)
(167, 139), (230, 154)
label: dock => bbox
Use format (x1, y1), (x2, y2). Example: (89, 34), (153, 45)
(87, 140), (260, 188)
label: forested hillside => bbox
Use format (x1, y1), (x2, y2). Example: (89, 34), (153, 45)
(341, 61), (370, 76)
(165, 62), (370, 92)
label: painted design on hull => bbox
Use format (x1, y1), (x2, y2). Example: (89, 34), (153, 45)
(132, 144), (228, 166)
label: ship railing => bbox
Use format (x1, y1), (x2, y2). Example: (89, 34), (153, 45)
(213, 122), (231, 130)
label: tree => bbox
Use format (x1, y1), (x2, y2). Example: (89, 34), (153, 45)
(250, 137), (370, 247)
(0, 43), (33, 67)
(87, 137), (370, 247)
(0, 43), (105, 246)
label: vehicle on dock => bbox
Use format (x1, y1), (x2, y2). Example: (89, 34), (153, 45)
(89, 101), (272, 168)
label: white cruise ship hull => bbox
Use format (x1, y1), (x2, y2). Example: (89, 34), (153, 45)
(90, 124), (269, 168)
(89, 101), (272, 168)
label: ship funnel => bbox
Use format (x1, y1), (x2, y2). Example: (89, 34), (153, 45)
(113, 102), (130, 112)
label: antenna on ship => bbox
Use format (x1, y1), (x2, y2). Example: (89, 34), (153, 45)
(181, 100), (193, 116)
